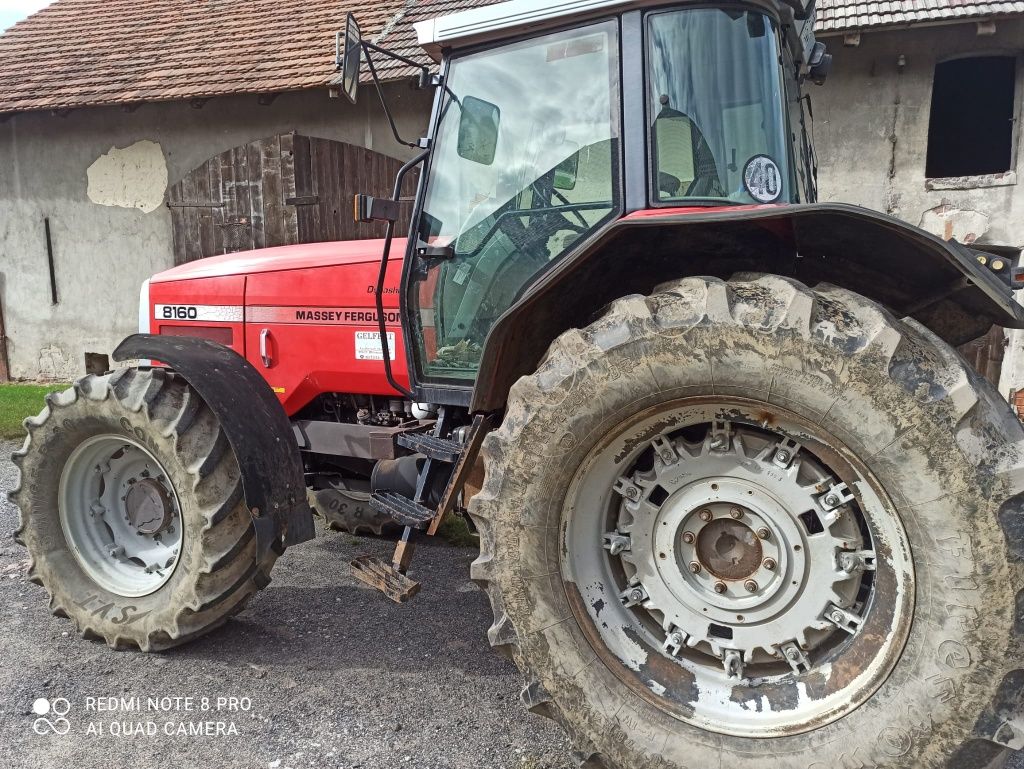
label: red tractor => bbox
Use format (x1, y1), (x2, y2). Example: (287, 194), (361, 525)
(11, 0), (1024, 766)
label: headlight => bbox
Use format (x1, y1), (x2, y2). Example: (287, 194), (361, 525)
(138, 279), (151, 334)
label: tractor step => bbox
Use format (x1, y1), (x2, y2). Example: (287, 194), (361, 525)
(397, 432), (463, 463)
(370, 490), (435, 528)
(350, 555), (421, 603)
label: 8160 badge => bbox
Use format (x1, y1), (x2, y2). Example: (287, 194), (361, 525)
(154, 305), (243, 322)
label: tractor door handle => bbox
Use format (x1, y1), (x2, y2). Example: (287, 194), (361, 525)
(259, 328), (273, 368)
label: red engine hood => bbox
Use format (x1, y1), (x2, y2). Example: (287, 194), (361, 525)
(148, 238), (410, 416)
(151, 239), (404, 283)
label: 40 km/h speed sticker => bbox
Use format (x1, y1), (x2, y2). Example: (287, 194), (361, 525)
(742, 155), (783, 203)
(355, 331), (396, 361)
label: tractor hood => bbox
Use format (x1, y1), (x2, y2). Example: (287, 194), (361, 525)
(151, 239), (402, 283)
(145, 238), (410, 415)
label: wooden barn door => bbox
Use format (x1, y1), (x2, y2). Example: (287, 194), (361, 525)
(167, 133), (415, 264)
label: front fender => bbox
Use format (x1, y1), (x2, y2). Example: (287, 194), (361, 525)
(112, 334), (316, 558)
(471, 203), (1024, 412)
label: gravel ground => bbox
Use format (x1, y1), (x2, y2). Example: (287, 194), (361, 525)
(1, 438), (1020, 769)
(0, 440), (570, 769)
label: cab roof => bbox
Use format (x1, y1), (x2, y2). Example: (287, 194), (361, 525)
(414, 0), (814, 57)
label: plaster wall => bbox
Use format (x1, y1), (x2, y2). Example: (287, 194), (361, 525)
(813, 19), (1024, 395)
(0, 84), (431, 380)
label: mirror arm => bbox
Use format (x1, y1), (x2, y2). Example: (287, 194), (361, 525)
(362, 41), (439, 149)
(361, 40), (433, 76)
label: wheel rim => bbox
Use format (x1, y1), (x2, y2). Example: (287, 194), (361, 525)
(563, 397), (914, 737)
(59, 435), (183, 597)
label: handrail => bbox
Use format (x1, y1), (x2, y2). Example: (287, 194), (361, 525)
(375, 149), (430, 400)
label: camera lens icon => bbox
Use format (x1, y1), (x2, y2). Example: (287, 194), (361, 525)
(31, 697), (71, 735)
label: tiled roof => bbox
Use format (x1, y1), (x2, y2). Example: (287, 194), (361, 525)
(817, 0), (1024, 33)
(0, 0), (493, 115)
(3, 0), (1022, 115)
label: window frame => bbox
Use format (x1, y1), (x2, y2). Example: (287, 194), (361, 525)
(924, 51), (1022, 190)
(642, 4), (795, 208)
(402, 15), (627, 390)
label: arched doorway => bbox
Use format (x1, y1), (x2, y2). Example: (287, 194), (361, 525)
(167, 133), (415, 264)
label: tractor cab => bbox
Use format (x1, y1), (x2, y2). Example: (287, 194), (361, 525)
(343, 0), (830, 404)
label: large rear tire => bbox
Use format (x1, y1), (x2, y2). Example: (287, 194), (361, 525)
(470, 274), (1024, 769)
(10, 368), (276, 651)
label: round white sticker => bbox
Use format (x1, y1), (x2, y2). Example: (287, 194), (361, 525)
(743, 155), (782, 203)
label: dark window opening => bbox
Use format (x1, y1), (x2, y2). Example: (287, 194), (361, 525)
(926, 56), (1017, 178)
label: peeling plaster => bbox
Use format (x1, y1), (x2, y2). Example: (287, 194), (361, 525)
(37, 345), (72, 380)
(86, 140), (168, 214)
(918, 203), (989, 244)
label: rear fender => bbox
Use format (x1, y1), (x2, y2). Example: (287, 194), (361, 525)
(470, 203), (1024, 412)
(112, 334), (316, 560)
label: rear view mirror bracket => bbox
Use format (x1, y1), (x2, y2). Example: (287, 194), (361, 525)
(336, 13), (441, 149)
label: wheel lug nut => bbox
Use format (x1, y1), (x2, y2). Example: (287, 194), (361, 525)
(713, 581), (727, 594)
(682, 531), (695, 544)
(763, 557), (777, 570)
(744, 580), (758, 593)
(689, 561), (701, 574)
(757, 528), (770, 540)
(729, 507), (742, 519)
(699, 509), (713, 522)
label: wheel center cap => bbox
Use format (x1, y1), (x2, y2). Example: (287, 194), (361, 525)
(696, 516), (762, 581)
(125, 478), (173, 535)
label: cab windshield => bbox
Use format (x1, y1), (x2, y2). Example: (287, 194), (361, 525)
(410, 19), (621, 380)
(408, 9), (792, 385)
(648, 9), (791, 205)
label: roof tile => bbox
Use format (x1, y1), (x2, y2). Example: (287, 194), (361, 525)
(3, 0), (1020, 114)
(817, 0), (1024, 31)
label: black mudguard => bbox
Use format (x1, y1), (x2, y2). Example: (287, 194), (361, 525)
(112, 334), (316, 559)
(470, 203), (1024, 412)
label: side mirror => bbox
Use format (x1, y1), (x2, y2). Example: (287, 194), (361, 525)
(457, 96), (500, 165)
(418, 212), (443, 241)
(338, 13), (363, 104)
(808, 41), (832, 85)
(553, 151), (579, 191)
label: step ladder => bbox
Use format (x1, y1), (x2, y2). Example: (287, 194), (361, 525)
(349, 409), (489, 602)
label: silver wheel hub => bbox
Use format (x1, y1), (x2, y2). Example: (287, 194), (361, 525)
(610, 427), (870, 677)
(59, 435), (183, 597)
(567, 401), (913, 737)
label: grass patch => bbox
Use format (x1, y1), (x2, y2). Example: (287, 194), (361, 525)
(436, 513), (479, 548)
(0, 383), (69, 439)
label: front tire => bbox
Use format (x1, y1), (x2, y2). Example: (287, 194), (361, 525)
(470, 275), (1024, 768)
(11, 368), (275, 651)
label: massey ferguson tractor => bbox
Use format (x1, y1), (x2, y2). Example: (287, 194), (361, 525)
(11, 0), (1024, 766)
